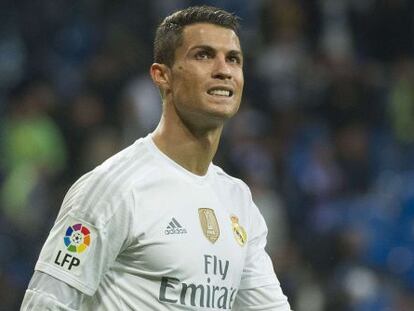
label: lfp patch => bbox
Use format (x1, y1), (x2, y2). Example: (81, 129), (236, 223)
(52, 219), (96, 273)
(64, 223), (91, 253)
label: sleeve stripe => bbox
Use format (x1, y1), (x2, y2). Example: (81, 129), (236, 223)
(80, 145), (151, 213)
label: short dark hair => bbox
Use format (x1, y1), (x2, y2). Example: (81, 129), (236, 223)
(153, 6), (240, 67)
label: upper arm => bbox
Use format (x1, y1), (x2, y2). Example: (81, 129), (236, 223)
(239, 198), (278, 290)
(236, 193), (291, 310)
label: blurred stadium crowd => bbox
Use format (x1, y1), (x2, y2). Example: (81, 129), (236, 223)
(1, 0), (414, 310)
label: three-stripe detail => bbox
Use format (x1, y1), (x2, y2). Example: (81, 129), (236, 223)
(166, 218), (183, 230)
(165, 218), (187, 235)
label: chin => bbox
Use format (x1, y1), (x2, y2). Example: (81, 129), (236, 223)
(207, 107), (239, 122)
(206, 100), (240, 117)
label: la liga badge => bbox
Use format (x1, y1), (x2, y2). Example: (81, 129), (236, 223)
(64, 223), (91, 253)
(52, 217), (96, 274)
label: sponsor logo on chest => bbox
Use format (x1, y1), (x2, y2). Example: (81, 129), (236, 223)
(159, 254), (237, 309)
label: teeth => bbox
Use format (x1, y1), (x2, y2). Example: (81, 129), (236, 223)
(208, 89), (231, 97)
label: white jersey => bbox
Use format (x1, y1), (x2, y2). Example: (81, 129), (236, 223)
(34, 134), (287, 310)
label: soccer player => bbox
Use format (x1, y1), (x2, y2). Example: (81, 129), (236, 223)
(21, 6), (292, 310)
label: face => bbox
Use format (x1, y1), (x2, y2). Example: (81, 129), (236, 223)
(165, 23), (244, 129)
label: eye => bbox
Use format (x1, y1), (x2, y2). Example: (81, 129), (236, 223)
(195, 50), (211, 60)
(227, 55), (241, 64)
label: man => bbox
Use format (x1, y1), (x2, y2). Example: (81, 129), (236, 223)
(21, 6), (291, 310)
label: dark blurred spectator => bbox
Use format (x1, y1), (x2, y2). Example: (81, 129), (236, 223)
(0, 16), (26, 92)
(119, 74), (162, 144)
(1, 78), (66, 234)
(388, 58), (414, 142)
(352, 0), (414, 62)
(334, 124), (372, 194)
(298, 137), (343, 203)
(257, 0), (308, 111)
(60, 90), (122, 180)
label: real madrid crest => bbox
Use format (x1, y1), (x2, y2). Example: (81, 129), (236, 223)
(231, 215), (247, 246)
(198, 208), (220, 243)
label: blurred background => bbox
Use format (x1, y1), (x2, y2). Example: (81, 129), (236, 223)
(1, 0), (414, 310)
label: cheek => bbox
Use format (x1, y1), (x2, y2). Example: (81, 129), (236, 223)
(172, 75), (199, 103)
(236, 75), (244, 96)
(178, 77), (197, 95)
(238, 71), (244, 87)
(175, 66), (197, 86)
(178, 75), (204, 98)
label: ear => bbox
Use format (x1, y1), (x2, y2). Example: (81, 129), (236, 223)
(150, 63), (171, 93)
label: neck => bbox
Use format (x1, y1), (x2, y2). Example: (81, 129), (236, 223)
(152, 114), (223, 176)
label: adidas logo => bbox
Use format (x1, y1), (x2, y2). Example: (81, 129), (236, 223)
(165, 218), (187, 235)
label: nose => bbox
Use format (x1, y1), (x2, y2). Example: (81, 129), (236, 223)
(212, 55), (232, 80)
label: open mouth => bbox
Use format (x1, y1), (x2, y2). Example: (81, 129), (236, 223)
(207, 88), (233, 97)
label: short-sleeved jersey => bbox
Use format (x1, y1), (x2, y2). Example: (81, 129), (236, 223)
(34, 134), (281, 310)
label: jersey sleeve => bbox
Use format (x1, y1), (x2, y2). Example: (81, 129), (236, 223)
(21, 289), (78, 311)
(239, 198), (279, 290)
(237, 193), (291, 309)
(33, 174), (136, 296)
(21, 271), (84, 310)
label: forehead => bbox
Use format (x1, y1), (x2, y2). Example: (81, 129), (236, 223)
(180, 23), (241, 52)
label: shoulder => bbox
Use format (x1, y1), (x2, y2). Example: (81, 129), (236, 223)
(90, 138), (155, 190)
(211, 164), (265, 227)
(211, 164), (253, 199)
(84, 138), (154, 199)
(58, 138), (156, 225)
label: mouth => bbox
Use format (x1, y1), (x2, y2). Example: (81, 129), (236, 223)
(207, 87), (233, 98)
